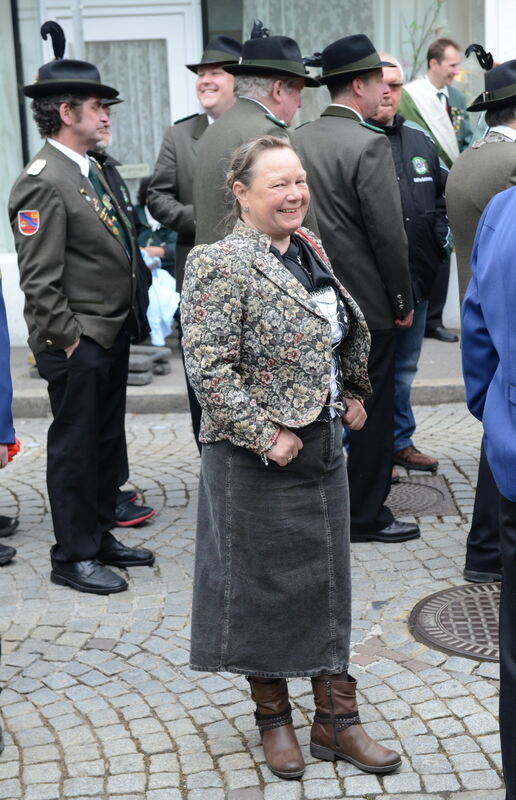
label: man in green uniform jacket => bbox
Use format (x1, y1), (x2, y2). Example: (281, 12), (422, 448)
(294, 34), (418, 546)
(193, 28), (319, 246)
(9, 28), (154, 594)
(148, 35), (242, 290)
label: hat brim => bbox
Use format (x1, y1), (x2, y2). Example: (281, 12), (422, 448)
(224, 63), (320, 87)
(186, 58), (240, 73)
(318, 63), (385, 85)
(24, 80), (118, 99)
(468, 91), (516, 111)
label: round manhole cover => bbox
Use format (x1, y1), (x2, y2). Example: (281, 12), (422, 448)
(388, 476), (458, 518)
(409, 583), (500, 661)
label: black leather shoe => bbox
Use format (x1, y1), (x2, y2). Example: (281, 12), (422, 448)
(117, 489), (138, 505)
(464, 568), (502, 583)
(0, 544), (16, 565)
(424, 326), (459, 343)
(97, 538), (155, 568)
(50, 558), (128, 594)
(0, 516), (19, 538)
(351, 520), (421, 543)
(115, 501), (155, 527)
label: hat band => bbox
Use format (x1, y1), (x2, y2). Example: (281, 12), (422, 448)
(32, 77), (105, 88)
(323, 51), (382, 77)
(482, 81), (516, 104)
(201, 48), (238, 63)
(238, 57), (306, 74)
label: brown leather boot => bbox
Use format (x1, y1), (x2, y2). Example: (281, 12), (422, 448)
(247, 677), (305, 779)
(310, 674), (401, 773)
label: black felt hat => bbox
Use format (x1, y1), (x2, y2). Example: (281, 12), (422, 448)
(318, 34), (388, 85)
(186, 35), (242, 73)
(467, 59), (516, 111)
(24, 21), (118, 99)
(224, 34), (320, 87)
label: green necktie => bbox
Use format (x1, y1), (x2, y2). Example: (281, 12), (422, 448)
(88, 161), (131, 256)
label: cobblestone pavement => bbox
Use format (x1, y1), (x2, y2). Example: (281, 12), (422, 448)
(0, 404), (506, 800)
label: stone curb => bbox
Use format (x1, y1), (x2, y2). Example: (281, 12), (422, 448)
(12, 383), (466, 418)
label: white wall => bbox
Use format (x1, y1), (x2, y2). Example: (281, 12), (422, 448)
(2, 255), (27, 346)
(485, 0), (516, 61)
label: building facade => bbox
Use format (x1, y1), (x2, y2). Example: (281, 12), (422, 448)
(2, 0), (513, 342)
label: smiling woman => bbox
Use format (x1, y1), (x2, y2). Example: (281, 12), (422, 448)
(231, 145), (310, 252)
(180, 134), (402, 781)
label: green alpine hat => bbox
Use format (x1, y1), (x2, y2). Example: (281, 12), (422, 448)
(318, 34), (390, 85)
(224, 34), (320, 87)
(467, 59), (516, 111)
(186, 35), (242, 73)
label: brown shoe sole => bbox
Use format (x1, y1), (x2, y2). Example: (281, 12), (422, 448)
(310, 741), (401, 773)
(268, 765), (305, 779)
(392, 458), (438, 473)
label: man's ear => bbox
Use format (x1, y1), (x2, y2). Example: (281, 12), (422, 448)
(59, 102), (74, 127)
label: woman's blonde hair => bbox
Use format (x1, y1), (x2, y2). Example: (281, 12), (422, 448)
(225, 134), (296, 228)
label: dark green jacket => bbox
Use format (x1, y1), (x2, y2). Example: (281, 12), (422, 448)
(148, 113), (208, 289)
(9, 142), (137, 354)
(293, 106), (412, 330)
(193, 98), (290, 246)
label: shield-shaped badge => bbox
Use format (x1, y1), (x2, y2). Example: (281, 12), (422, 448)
(18, 210), (40, 236)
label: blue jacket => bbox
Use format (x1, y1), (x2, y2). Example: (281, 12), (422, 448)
(462, 185), (516, 501)
(0, 277), (15, 445)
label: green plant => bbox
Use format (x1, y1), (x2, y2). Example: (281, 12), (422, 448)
(403, 0), (446, 81)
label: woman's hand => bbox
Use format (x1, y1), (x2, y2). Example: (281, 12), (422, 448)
(266, 427), (304, 466)
(342, 398), (367, 430)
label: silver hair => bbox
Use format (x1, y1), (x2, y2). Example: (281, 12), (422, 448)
(379, 53), (405, 83)
(234, 74), (300, 99)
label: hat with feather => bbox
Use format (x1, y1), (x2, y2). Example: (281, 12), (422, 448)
(24, 21), (118, 99)
(466, 44), (516, 111)
(223, 20), (319, 87)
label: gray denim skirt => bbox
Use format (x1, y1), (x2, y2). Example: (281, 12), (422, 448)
(189, 416), (351, 678)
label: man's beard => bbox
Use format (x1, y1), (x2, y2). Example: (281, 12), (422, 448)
(93, 134), (111, 152)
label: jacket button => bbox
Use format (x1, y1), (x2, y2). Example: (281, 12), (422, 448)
(405, 217), (410, 221)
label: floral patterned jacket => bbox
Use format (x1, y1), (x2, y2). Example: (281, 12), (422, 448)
(181, 220), (371, 454)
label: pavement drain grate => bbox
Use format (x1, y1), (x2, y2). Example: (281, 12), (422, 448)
(388, 474), (458, 517)
(409, 583), (500, 661)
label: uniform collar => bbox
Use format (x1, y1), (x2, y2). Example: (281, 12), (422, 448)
(489, 124), (516, 142)
(327, 102), (363, 120)
(47, 138), (90, 177)
(237, 96), (272, 114)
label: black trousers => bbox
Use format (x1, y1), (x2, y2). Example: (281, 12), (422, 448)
(425, 253), (450, 332)
(177, 307), (202, 454)
(348, 328), (396, 535)
(36, 331), (130, 562)
(465, 436), (502, 574)
(498, 494), (516, 800)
